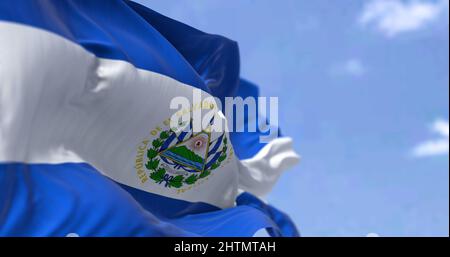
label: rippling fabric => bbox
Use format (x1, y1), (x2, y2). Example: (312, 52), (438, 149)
(0, 0), (298, 237)
(0, 163), (193, 236)
(0, 163), (297, 237)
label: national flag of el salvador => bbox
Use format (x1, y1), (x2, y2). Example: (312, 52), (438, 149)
(0, 0), (300, 237)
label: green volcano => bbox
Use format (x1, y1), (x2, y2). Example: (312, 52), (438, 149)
(166, 146), (204, 163)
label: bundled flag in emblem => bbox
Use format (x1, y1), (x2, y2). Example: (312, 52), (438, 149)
(0, 0), (300, 237)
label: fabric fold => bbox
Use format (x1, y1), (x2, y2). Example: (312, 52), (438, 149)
(238, 138), (300, 197)
(0, 0), (300, 237)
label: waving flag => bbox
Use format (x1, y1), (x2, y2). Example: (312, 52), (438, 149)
(0, 0), (299, 237)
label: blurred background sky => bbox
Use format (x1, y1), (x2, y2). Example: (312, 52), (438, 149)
(137, 0), (449, 236)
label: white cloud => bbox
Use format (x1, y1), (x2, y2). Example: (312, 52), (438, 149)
(359, 0), (449, 37)
(412, 119), (449, 157)
(331, 58), (366, 77)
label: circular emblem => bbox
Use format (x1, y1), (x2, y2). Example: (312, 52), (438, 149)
(135, 118), (231, 193)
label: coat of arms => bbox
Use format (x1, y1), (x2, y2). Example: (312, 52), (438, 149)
(136, 117), (230, 192)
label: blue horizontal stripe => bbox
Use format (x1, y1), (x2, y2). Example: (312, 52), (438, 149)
(0, 162), (193, 236)
(0, 162), (297, 236)
(126, 1), (241, 100)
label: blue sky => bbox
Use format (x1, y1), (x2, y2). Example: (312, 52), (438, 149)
(138, 0), (449, 236)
